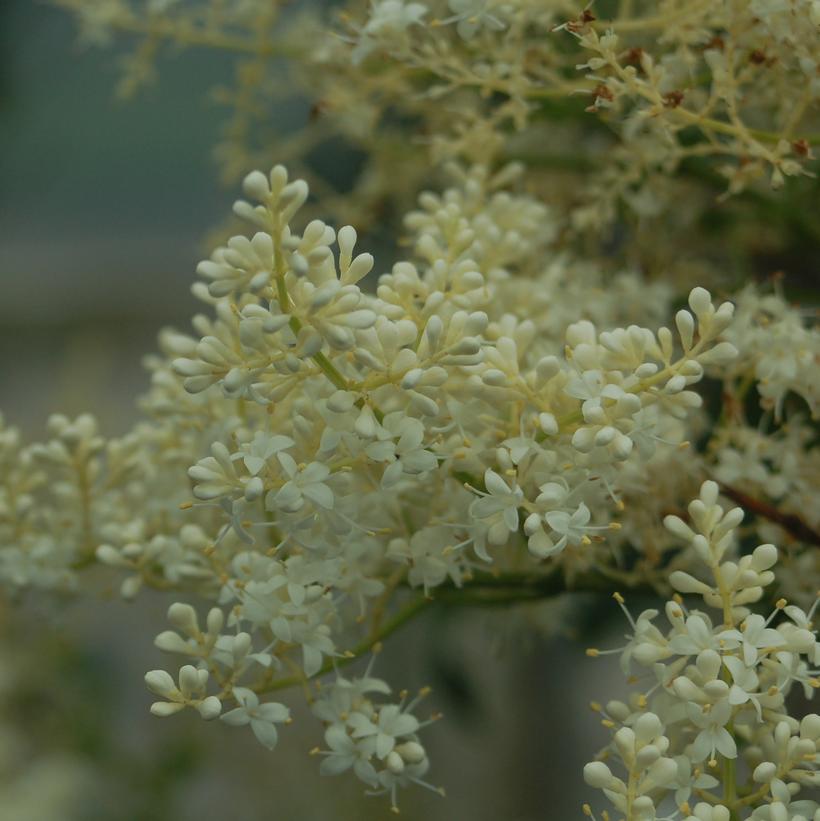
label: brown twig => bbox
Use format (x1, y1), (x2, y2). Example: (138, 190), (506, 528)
(719, 483), (820, 547)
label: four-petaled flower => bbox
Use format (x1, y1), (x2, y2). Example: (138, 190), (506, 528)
(267, 454), (334, 512)
(221, 687), (290, 750)
(545, 503), (592, 552)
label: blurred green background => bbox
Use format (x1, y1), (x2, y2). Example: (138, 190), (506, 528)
(0, 0), (228, 437)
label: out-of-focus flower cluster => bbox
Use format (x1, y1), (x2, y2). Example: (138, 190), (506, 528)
(51, 0), (820, 245)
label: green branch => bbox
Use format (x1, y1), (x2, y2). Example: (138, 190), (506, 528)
(256, 594), (431, 694)
(254, 568), (655, 695)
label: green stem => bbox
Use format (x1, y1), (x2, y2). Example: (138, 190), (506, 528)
(256, 594), (431, 694)
(311, 350), (350, 391)
(272, 225), (352, 394)
(724, 751), (738, 816)
(254, 568), (656, 695)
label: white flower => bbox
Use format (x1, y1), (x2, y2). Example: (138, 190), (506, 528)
(668, 614), (720, 656)
(469, 469), (523, 558)
(544, 503), (592, 552)
(501, 429), (541, 466)
(723, 655), (765, 719)
(220, 687), (290, 750)
(312, 668), (392, 725)
(364, 0), (427, 35)
(687, 700), (736, 762)
(372, 751), (434, 812)
(352, 0), (428, 63)
(348, 703), (420, 759)
(619, 608), (671, 672)
(719, 613), (786, 666)
(319, 724), (379, 784)
(365, 413), (438, 488)
(444, 0), (507, 39)
(288, 619), (335, 677)
(214, 497), (255, 545)
(672, 755), (719, 807)
(565, 369), (605, 402)
(387, 525), (468, 593)
(238, 433), (294, 476)
(523, 512), (556, 559)
(266, 454), (334, 512)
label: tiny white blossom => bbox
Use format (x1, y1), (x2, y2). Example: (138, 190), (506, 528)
(220, 687), (290, 750)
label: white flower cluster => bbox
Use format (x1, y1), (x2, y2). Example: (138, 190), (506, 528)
(312, 664), (441, 810)
(1, 159), (817, 812)
(0, 162), (739, 807)
(725, 286), (820, 419)
(8, 0), (820, 812)
(584, 481), (820, 820)
(144, 597), (440, 810)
